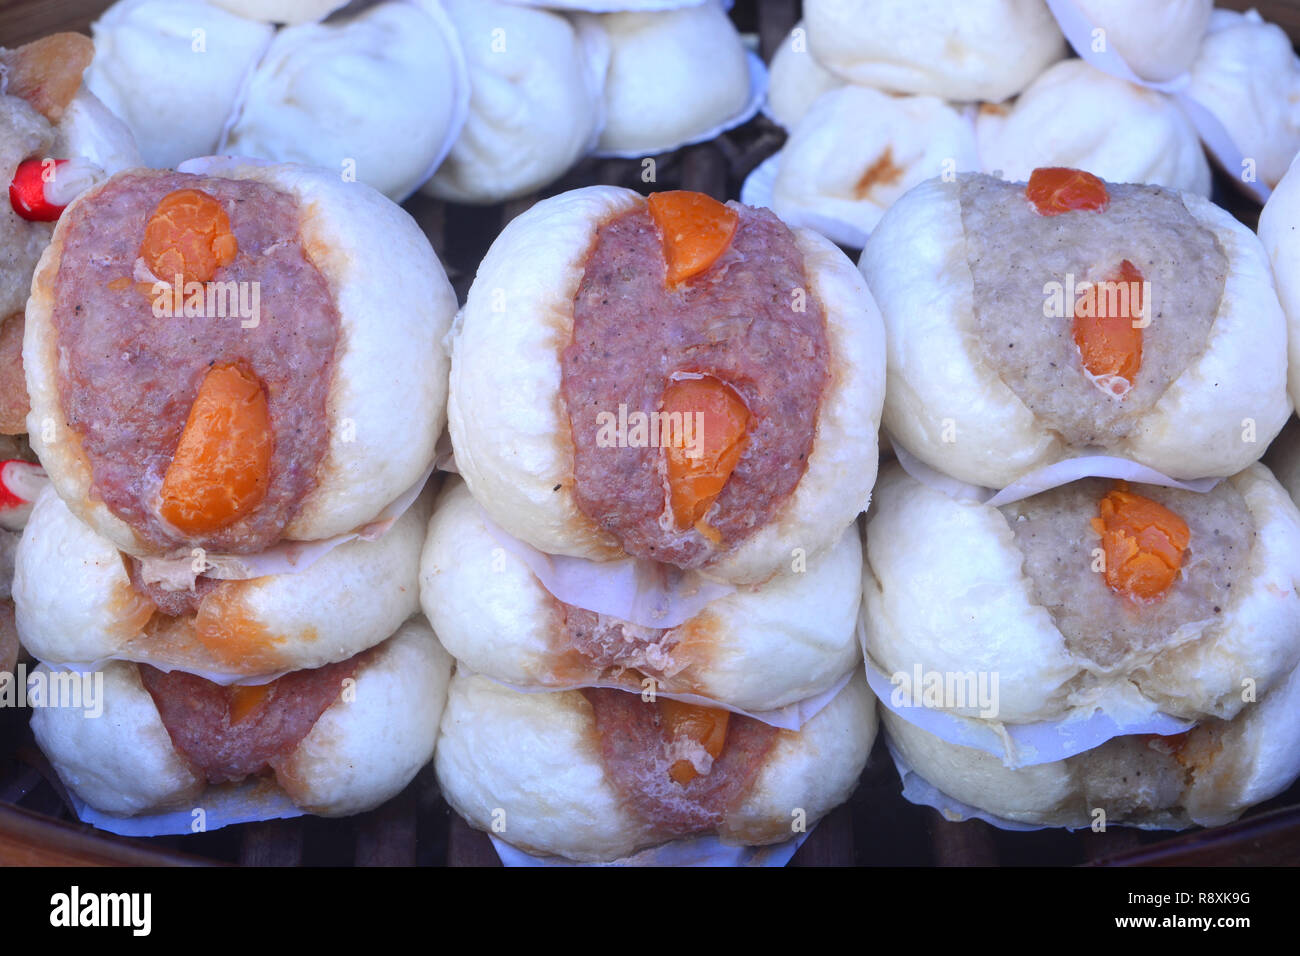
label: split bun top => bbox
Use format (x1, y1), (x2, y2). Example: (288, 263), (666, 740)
(26, 158), (455, 557)
(861, 168), (1291, 488)
(449, 185), (885, 585)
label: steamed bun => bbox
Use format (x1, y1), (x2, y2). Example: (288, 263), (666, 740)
(1186, 8), (1300, 192)
(771, 85), (979, 248)
(803, 0), (1065, 102)
(582, 0), (751, 155)
(1071, 0), (1212, 83)
(765, 21), (844, 130)
(207, 0), (349, 25)
(977, 59), (1211, 197)
(84, 0), (272, 169)
(225, 0), (466, 200)
(424, 0), (606, 204)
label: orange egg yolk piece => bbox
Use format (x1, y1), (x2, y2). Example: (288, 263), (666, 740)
(660, 698), (730, 785)
(1072, 258), (1145, 386)
(661, 376), (750, 534)
(646, 190), (739, 286)
(1090, 481), (1190, 603)
(1026, 167), (1110, 216)
(227, 683), (272, 724)
(140, 188), (237, 286)
(159, 363), (273, 537)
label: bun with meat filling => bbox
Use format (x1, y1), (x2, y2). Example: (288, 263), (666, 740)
(449, 185), (885, 586)
(860, 169), (1290, 486)
(26, 158), (455, 558)
(420, 478), (862, 712)
(31, 618), (451, 818)
(435, 668), (875, 862)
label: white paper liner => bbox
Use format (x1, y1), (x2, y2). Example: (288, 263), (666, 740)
(478, 507), (734, 630)
(890, 437), (1220, 510)
(67, 779), (304, 837)
(865, 658), (1193, 769)
(45, 657), (291, 688)
(589, 49), (767, 159)
(212, 0), (470, 202)
(137, 461), (434, 590)
(489, 668), (851, 732)
(490, 826), (809, 866)
(1044, 0), (1271, 203)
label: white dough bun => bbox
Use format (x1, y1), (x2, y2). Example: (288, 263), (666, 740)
(30, 618), (452, 817)
(25, 158), (455, 555)
(449, 184), (885, 586)
(434, 668), (876, 862)
(884, 652), (1300, 829)
(976, 59), (1211, 197)
(862, 462), (1300, 726)
(14, 485), (430, 679)
(420, 478), (863, 711)
(803, 0), (1065, 102)
(859, 174), (1290, 487)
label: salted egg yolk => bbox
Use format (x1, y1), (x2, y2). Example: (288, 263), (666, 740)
(660, 376), (749, 538)
(141, 188), (237, 285)
(647, 190), (739, 286)
(659, 698), (729, 785)
(1091, 482), (1189, 602)
(159, 363), (272, 537)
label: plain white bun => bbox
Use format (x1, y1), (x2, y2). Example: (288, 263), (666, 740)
(14, 485), (430, 679)
(803, 0), (1065, 101)
(449, 184), (885, 585)
(859, 175), (1290, 486)
(53, 87), (142, 177)
(976, 60), (1211, 197)
(581, 1), (751, 154)
(1258, 152), (1300, 411)
(420, 478), (862, 711)
(435, 668), (876, 861)
(30, 618), (452, 817)
(225, 1), (466, 201)
(25, 158), (455, 554)
(423, 0), (606, 204)
(764, 21), (843, 130)
(1071, 0), (1212, 83)
(85, 0), (273, 169)
(1187, 9), (1300, 192)
(207, 0), (349, 25)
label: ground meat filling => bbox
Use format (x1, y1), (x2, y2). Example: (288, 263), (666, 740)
(52, 170), (340, 553)
(961, 175), (1227, 447)
(139, 650), (369, 784)
(581, 687), (778, 835)
(126, 555), (217, 618)
(562, 605), (678, 678)
(563, 202), (828, 568)
(1000, 479), (1254, 668)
